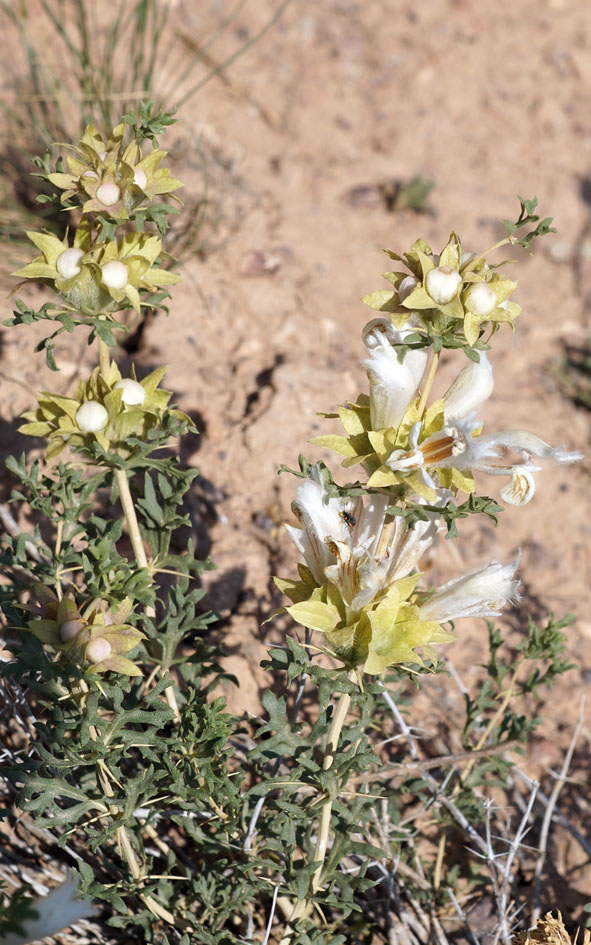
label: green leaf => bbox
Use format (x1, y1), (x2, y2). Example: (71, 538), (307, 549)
(361, 290), (398, 312)
(286, 599), (341, 633)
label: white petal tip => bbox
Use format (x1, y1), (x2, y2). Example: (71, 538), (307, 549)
(499, 468), (536, 506)
(553, 449), (584, 464)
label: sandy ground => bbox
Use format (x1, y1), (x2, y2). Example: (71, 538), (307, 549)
(1, 0), (590, 931)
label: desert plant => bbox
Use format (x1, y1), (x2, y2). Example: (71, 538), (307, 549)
(0, 117), (586, 945)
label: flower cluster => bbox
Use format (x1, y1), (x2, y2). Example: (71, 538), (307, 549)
(13, 121), (181, 317)
(46, 122), (182, 216)
(314, 317), (583, 507)
(361, 231), (521, 346)
(20, 359), (188, 460)
(23, 587), (144, 676)
(8, 113), (189, 688)
(14, 225), (179, 316)
(278, 465), (519, 673)
(277, 219), (583, 676)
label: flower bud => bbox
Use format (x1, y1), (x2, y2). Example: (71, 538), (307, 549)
(425, 266), (462, 305)
(96, 182), (120, 206)
(87, 637), (112, 663)
(83, 170), (99, 181)
(59, 618), (84, 642)
(464, 281), (497, 317)
(76, 401), (108, 433)
(101, 260), (128, 289)
(56, 247), (84, 280)
(398, 275), (417, 301)
(114, 378), (146, 406)
(133, 168), (147, 189)
(98, 150), (107, 161)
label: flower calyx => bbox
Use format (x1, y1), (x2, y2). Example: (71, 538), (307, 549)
(25, 591), (144, 676)
(20, 360), (189, 461)
(362, 231), (521, 349)
(46, 122), (182, 218)
(14, 229), (180, 315)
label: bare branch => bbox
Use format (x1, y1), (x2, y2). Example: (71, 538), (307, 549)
(531, 695), (586, 925)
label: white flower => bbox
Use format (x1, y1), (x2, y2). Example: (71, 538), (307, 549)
(286, 468), (351, 585)
(442, 350), (494, 420)
(498, 468), (536, 506)
(425, 266), (462, 305)
(386, 352), (583, 505)
(101, 260), (128, 290)
(362, 318), (428, 431)
(96, 181), (120, 206)
(133, 167), (147, 189)
(56, 247), (84, 280)
(286, 466), (439, 612)
(419, 556), (521, 623)
(75, 401), (108, 433)
(87, 637), (112, 663)
(114, 378), (146, 406)
(398, 275), (417, 301)
(463, 281), (497, 317)
(1, 874), (94, 945)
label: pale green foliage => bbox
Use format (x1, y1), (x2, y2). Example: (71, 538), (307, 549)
(0, 115), (584, 945)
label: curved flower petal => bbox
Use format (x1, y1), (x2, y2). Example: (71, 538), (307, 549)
(443, 351), (494, 422)
(363, 322), (427, 431)
(499, 468), (536, 506)
(286, 471), (350, 584)
(419, 555), (521, 623)
(1, 874), (95, 945)
(476, 430), (584, 464)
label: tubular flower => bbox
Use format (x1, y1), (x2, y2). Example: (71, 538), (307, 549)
(386, 352), (583, 505)
(362, 317), (428, 431)
(277, 465), (452, 674)
(310, 318), (430, 491)
(0, 874), (94, 945)
(419, 556), (521, 623)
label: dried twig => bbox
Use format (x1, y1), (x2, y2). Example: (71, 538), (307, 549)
(511, 766), (591, 858)
(490, 784), (539, 945)
(262, 885), (280, 945)
(531, 694), (586, 925)
(353, 739), (521, 782)
(0, 501), (43, 562)
(447, 886), (481, 945)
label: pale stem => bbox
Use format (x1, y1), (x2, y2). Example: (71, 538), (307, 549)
(54, 519), (63, 601)
(113, 468), (149, 571)
(461, 236), (512, 275)
(280, 669), (357, 942)
(417, 350), (440, 417)
(78, 679), (175, 923)
(97, 336), (111, 381)
(113, 467), (181, 722)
